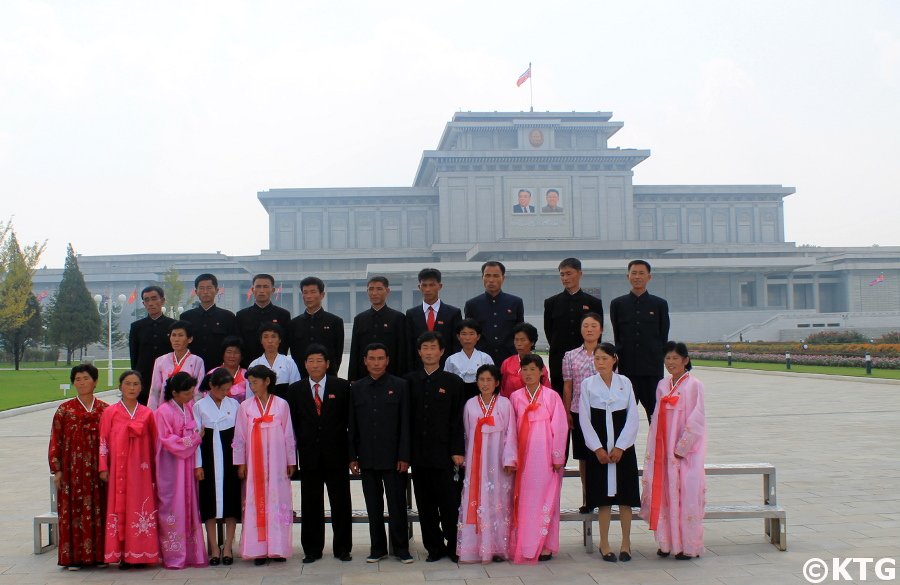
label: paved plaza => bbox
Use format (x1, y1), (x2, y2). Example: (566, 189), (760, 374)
(0, 367), (897, 584)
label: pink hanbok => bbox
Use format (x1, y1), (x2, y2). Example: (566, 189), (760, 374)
(457, 394), (517, 563)
(640, 373), (707, 557)
(232, 394), (296, 559)
(154, 400), (207, 569)
(498, 355), (549, 399)
(508, 386), (568, 564)
(99, 402), (161, 565)
(148, 351), (205, 410)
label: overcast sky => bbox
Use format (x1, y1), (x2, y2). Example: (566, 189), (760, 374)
(3, 0), (899, 268)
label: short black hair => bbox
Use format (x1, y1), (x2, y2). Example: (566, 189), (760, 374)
(208, 368), (234, 389)
(300, 276), (325, 292)
(663, 341), (692, 370)
(476, 364), (502, 394)
(546, 188), (560, 198)
(258, 322), (284, 340)
(512, 322), (539, 349)
(363, 342), (388, 357)
(627, 259), (652, 273)
(519, 353), (545, 371)
(580, 312), (603, 327)
(169, 320), (193, 337)
(416, 331), (445, 350)
(481, 261), (506, 276)
(252, 273), (275, 286)
(194, 273), (218, 289)
(247, 364), (277, 387)
(417, 268), (442, 283)
(221, 335), (243, 357)
(304, 343), (331, 362)
(70, 364), (99, 383)
(558, 257), (582, 271)
(119, 370), (142, 385)
(456, 318), (483, 336)
(141, 285), (164, 300)
(164, 371), (197, 402)
(593, 342), (619, 369)
(367, 275), (389, 287)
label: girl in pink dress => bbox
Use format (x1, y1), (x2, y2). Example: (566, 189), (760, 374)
(498, 323), (549, 398)
(508, 354), (568, 564)
(457, 364), (517, 563)
(640, 341), (707, 559)
(233, 364), (297, 565)
(154, 372), (207, 569)
(201, 336), (249, 403)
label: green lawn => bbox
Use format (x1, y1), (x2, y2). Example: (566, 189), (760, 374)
(693, 359), (900, 380)
(0, 365), (128, 411)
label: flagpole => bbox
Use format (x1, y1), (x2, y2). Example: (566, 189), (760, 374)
(529, 62), (533, 112)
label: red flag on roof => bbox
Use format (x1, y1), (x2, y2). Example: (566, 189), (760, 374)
(516, 64), (531, 87)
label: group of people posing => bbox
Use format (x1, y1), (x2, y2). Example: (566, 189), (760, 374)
(48, 258), (707, 570)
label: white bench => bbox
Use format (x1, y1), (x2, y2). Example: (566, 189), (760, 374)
(33, 476), (58, 555)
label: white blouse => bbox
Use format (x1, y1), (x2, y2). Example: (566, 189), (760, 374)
(445, 350), (494, 383)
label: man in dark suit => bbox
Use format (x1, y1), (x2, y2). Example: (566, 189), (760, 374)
(288, 276), (344, 377)
(403, 332), (465, 563)
(406, 268), (462, 370)
(179, 273), (236, 373)
(348, 276), (408, 380)
(543, 258), (603, 398)
(234, 273), (291, 367)
(512, 189), (535, 213)
(128, 285), (174, 405)
(609, 260), (670, 420)
(348, 344), (413, 564)
(464, 261), (524, 365)
(286, 344), (352, 564)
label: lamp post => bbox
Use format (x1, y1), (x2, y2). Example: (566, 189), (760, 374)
(164, 304), (184, 319)
(725, 343), (732, 367)
(95, 293), (127, 389)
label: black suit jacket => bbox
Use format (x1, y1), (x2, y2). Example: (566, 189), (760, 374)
(405, 302), (462, 369)
(348, 306), (408, 380)
(403, 369), (465, 469)
(128, 315), (175, 399)
(512, 204), (535, 213)
(234, 303), (291, 368)
(543, 289), (604, 393)
(179, 304), (236, 372)
(609, 291), (670, 378)
(288, 309), (345, 377)
(348, 374), (410, 470)
(286, 375), (351, 471)
(463, 291), (525, 364)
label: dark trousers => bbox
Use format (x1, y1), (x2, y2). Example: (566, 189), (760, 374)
(412, 466), (461, 557)
(300, 466), (352, 557)
(630, 375), (662, 421)
(360, 469), (409, 556)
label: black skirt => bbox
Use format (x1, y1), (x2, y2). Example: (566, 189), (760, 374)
(570, 410), (590, 460)
(584, 407), (641, 508)
(197, 426), (243, 522)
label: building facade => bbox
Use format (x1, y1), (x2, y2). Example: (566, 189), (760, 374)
(34, 111), (900, 343)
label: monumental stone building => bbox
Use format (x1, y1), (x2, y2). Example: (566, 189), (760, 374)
(34, 111), (900, 343)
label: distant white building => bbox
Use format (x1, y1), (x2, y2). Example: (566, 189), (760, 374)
(34, 111), (900, 342)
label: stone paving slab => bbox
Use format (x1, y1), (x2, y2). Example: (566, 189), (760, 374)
(2, 367), (899, 584)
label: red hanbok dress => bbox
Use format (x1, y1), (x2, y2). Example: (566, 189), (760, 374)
(48, 397), (109, 567)
(98, 402), (161, 565)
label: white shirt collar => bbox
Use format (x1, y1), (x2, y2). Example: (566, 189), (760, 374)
(422, 299), (442, 314)
(309, 377), (326, 394)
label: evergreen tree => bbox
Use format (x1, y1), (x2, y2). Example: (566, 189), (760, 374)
(46, 244), (102, 365)
(0, 226), (46, 370)
(163, 266), (185, 312)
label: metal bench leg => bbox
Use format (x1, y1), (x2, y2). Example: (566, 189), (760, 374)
(33, 519), (42, 555)
(584, 517), (593, 553)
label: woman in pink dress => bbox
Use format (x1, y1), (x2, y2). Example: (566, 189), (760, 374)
(98, 371), (160, 569)
(640, 341), (707, 560)
(154, 372), (207, 569)
(148, 321), (206, 410)
(201, 336), (249, 403)
(508, 354), (568, 564)
(498, 323), (549, 399)
(233, 364), (297, 565)
(457, 364), (517, 563)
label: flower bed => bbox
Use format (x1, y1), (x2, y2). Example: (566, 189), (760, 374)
(691, 351), (900, 370)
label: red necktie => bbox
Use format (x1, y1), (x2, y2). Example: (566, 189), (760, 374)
(313, 383), (322, 416)
(427, 306), (435, 331)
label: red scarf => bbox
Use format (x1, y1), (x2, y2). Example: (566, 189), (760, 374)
(168, 351), (191, 379)
(512, 386), (542, 526)
(649, 372), (688, 531)
(465, 394), (497, 529)
(251, 395), (274, 541)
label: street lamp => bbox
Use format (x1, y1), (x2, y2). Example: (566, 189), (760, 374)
(94, 293), (127, 389)
(164, 304), (184, 319)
